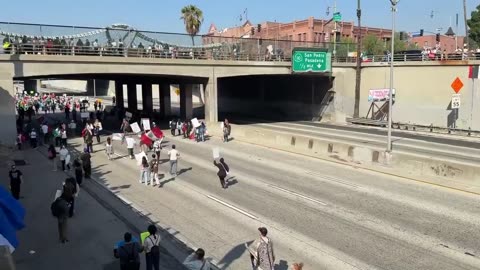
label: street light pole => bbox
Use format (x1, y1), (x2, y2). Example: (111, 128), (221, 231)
(387, 0), (399, 153)
(353, 0), (362, 118)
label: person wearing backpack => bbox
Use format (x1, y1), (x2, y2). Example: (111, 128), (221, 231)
(51, 193), (70, 243)
(143, 225), (160, 270)
(116, 232), (143, 270)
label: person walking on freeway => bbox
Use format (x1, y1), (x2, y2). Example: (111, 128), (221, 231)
(143, 225), (160, 270)
(105, 137), (114, 160)
(139, 156), (150, 185)
(183, 248), (211, 270)
(168, 145), (179, 177)
(9, 165), (23, 200)
(214, 158), (230, 189)
(248, 227), (275, 270)
(150, 154), (160, 186)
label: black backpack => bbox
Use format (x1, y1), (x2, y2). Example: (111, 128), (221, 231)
(50, 198), (63, 217)
(122, 244), (138, 269)
(148, 236), (160, 257)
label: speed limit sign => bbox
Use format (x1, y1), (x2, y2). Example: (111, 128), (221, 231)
(451, 94), (461, 109)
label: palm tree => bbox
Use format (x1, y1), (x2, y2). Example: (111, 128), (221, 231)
(180, 5), (204, 46)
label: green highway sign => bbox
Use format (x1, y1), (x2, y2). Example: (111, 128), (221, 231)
(292, 49), (332, 73)
(333, 12), (342, 22)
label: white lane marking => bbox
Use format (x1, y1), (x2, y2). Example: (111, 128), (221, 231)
(114, 153), (127, 159)
(206, 195), (259, 220)
(306, 171), (360, 188)
(268, 184), (328, 206)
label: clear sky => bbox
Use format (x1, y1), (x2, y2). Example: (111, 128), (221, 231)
(1, 0), (478, 35)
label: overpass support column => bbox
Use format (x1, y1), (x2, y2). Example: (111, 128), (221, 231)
(127, 83), (137, 111)
(24, 79), (40, 94)
(180, 83), (193, 120)
(142, 83), (153, 113)
(204, 76), (218, 124)
(0, 77), (16, 146)
(115, 81), (124, 109)
(159, 83), (171, 119)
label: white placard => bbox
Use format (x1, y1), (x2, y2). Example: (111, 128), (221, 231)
(212, 147), (220, 159)
(142, 118), (151, 131)
(220, 122), (224, 129)
(81, 112), (89, 119)
(135, 151), (147, 165)
(112, 133), (123, 141)
(191, 118), (200, 128)
(131, 122), (141, 134)
(126, 137), (136, 148)
(451, 94), (461, 109)
(54, 189), (62, 200)
(125, 111), (132, 118)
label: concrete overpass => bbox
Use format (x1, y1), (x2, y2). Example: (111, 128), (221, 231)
(1, 54), (479, 146)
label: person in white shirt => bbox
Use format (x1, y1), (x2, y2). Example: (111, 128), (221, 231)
(41, 123), (49, 144)
(167, 145), (179, 176)
(143, 225), (160, 270)
(126, 136), (135, 159)
(30, 128), (38, 148)
(152, 139), (162, 161)
(105, 137), (114, 160)
(183, 248), (211, 270)
(60, 128), (68, 147)
(59, 145), (71, 171)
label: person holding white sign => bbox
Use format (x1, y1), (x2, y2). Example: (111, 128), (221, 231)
(126, 136), (136, 159)
(214, 158), (230, 189)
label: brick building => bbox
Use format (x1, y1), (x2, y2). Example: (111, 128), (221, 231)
(204, 16), (393, 44)
(409, 32), (465, 54)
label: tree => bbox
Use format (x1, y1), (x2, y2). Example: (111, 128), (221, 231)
(467, 4), (480, 47)
(336, 37), (355, 58)
(386, 32), (407, 52)
(363, 34), (384, 56)
(180, 5), (204, 46)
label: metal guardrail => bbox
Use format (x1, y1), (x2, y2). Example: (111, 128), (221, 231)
(1, 22), (478, 63)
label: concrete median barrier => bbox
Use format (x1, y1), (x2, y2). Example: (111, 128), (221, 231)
(208, 123), (480, 193)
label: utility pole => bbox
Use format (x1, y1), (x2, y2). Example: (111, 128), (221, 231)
(463, 0), (469, 50)
(353, 0), (362, 118)
(387, 0), (399, 153)
(333, 0), (337, 60)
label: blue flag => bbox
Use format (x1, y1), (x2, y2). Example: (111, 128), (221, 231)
(0, 186), (25, 250)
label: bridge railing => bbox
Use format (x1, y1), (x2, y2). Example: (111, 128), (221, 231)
(1, 22), (478, 63)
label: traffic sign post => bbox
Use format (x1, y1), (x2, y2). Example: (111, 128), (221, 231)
(451, 94), (461, 109)
(333, 12), (342, 22)
(292, 48), (332, 73)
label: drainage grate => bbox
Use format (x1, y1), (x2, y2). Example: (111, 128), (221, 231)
(13, 160), (27, 166)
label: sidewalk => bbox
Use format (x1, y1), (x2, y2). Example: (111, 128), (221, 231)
(0, 147), (186, 270)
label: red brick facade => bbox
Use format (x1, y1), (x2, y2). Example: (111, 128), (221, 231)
(205, 16), (392, 43)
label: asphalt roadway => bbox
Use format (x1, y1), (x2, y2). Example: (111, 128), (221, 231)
(65, 126), (480, 270)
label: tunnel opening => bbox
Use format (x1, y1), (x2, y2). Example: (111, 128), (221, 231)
(218, 74), (334, 123)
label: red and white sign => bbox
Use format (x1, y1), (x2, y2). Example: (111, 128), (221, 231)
(368, 88), (396, 102)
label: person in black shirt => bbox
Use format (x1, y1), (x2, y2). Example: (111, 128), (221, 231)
(9, 165), (23, 199)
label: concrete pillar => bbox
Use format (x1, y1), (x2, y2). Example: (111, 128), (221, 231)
(115, 81), (124, 109)
(127, 82), (137, 111)
(180, 83), (193, 120)
(23, 79), (40, 94)
(159, 83), (171, 119)
(0, 77), (17, 146)
(142, 83), (153, 113)
(204, 77), (218, 124)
